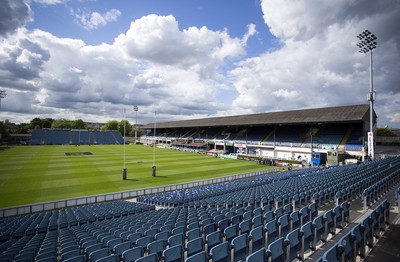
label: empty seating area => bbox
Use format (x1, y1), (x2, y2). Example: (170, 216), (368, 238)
(0, 157), (399, 261)
(145, 123), (364, 152)
(29, 130), (124, 145)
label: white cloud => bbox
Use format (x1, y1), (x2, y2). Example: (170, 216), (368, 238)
(226, 0), (400, 127)
(273, 89), (299, 98)
(115, 15), (246, 69)
(0, 14), (251, 123)
(73, 8), (121, 30)
(1, 1), (399, 129)
(33, 0), (65, 5)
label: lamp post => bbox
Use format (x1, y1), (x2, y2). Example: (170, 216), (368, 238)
(357, 30), (377, 160)
(0, 90), (6, 110)
(133, 106), (138, 143)
(152, 111), (157, 177)
(122, 108), (127, 179)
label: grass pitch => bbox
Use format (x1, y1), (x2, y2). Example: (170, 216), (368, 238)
(0, 144), (271, 208)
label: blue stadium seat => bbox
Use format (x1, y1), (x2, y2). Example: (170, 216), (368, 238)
(300, 206), (310, 226)
(264, 211), (275, 224)
(231, 233), (249, 262)
(205, 231), (222, 252)
(113, 242), (131, 258)
(203, 223), (217, 237)
(209, 241), (230, 262)
(278, 214), (290, 238)
(290, 211), (300, 231)
(136, 236), (154, 249)
(313, 215), (326, 249)
(122, 246), (144, 262)
(338, 233), (354, 261)
(265, 220), (278, 246)
(323, 209), (335, 238)
(186, 228), (201, 242)
(168, 233), (185, 248)
(163, 245), (184, 262)
(285, 228), (301, 261)
(186, 237), (204, 258)
(224, 225), (238, 243)
(134, 253), (158, 262)
(266, 237), (286, 262)
(300, 221), (314, 260)
(351, 223), (366, 259)
(245, 247), (266, 262)
(239, 219), (252, 235)
(147, 239), (167, 260)
(321, 244), (340, 262)
(333, 205), (343, 229)
(85, 243), (103, 260)
(95, 254), (119, 262)
(249, 225), (264, 253)
(89, 248), (110, 262)
(185, 250), (208, 262)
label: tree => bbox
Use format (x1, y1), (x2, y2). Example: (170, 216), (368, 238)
(51, 118), (72, 129)
(42, 118), (53, 128)
(119, 120), (132, 137)
(30, 118), (43, 129)
(102, 120), (119, 131)
(0, 121), (8, 139)
(376, 128), (396, 137)
(72, 119), (86, 129)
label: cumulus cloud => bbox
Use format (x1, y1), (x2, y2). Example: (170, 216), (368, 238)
(115, 14), (246, 69)
(73, 8), (121, 30)
(0, 0), (32, 37)
(0, 13), (253, 123)
(228, 0), (400, 127)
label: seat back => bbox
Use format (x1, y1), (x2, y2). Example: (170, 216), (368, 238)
(210, 241), (230, 262)
(162, 245), (183, 262)
(231, 233), (248, 262)
(122, 246), (144, 262)
(266, 237), (285, 262)
(186, 237), (204, 258)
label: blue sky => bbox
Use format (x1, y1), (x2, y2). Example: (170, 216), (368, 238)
(1, 0), (399, 128)
(28, 0), (276, 58)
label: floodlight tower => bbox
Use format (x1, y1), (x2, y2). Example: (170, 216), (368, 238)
(133, 106), (138, 143)
(0, 90), (6, 110)
(357, 30), (377, 160)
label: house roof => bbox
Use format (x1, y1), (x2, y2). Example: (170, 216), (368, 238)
(143, 104), (373, 129)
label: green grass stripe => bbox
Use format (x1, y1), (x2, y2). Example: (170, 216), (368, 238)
(0, 144), (272, 208)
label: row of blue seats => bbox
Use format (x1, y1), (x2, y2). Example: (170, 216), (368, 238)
(0, 202), (154, 242)
(138, 169), (310, 207)
(318, 199), (390, 262)
(0, 200), (318, 262)
(138, 158), (400, 211)
(28, 130), (124, 145)
(180, 202), (350, 262)
(362, 168), (400, 209)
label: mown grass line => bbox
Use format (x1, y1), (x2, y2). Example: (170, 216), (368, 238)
(0, 144), (272, 208)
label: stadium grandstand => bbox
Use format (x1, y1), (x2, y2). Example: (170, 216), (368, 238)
(28, 130), (124, 145)
(141, 104), (376, 165)
(1, 103), (399, 262)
